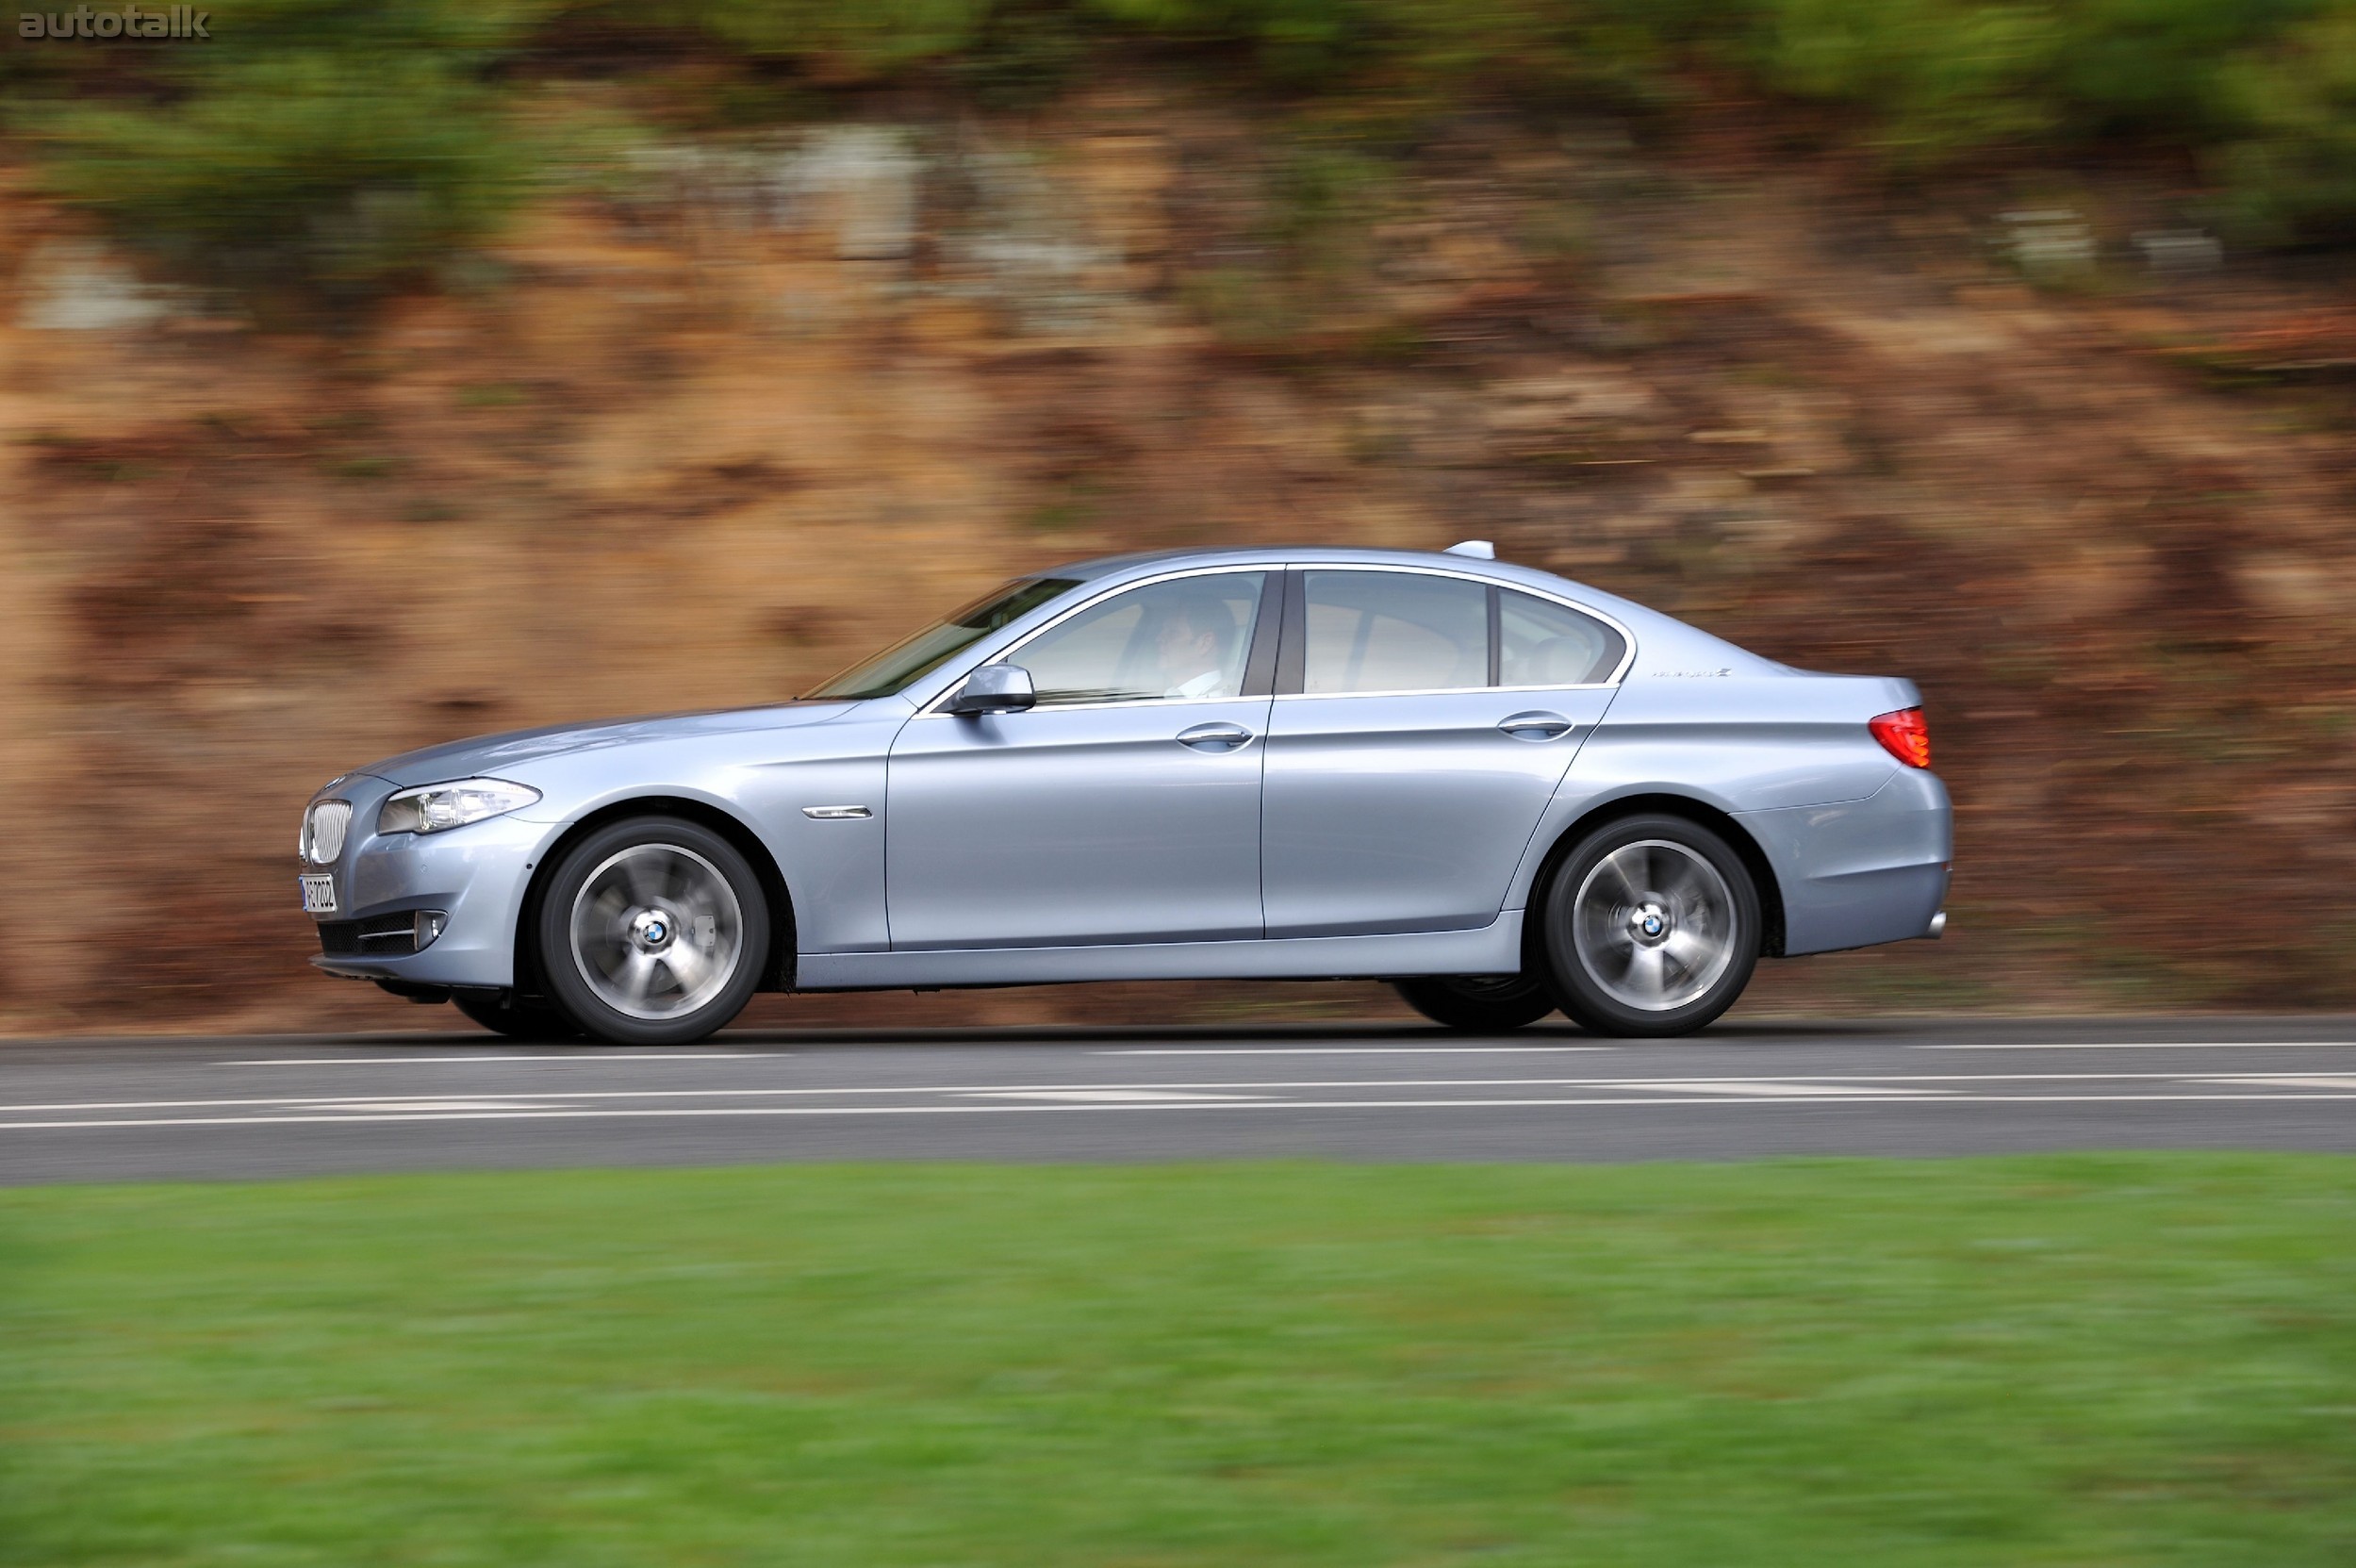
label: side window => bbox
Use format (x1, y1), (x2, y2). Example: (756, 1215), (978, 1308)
(1013, 572), (1266, 706)
(1301, 570), (1488, 695)
(1498, 589), (1625, 686)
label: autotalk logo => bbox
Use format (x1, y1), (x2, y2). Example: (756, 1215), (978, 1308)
(20, 5), (209, 38)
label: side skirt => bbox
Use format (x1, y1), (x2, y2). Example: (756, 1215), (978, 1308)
(795, 913), (1525, 991)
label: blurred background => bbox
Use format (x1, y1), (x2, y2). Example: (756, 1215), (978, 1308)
(3, 0), (2353, 1033)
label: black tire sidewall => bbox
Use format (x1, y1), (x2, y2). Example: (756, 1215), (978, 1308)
(1392, 976), (1557, 1032)
(1539, 814), (1760, 1038)
(535, 817), (770, 1047)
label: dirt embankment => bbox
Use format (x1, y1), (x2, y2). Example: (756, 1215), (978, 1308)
(4, 92), (2352, 1034)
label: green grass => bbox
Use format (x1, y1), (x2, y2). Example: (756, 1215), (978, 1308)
(5, 1157), (2356, 1565)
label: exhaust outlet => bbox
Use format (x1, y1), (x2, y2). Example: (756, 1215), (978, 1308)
(1923, 910), (1947, 940)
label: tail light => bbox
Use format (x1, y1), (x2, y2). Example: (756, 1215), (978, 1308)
(1870, 707), (1931, 768)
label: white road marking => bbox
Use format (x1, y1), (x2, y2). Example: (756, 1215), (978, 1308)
(308, 1099), (564, 1114)
(1915, 1041), (2356, 1050)
(1102, 1046), (1610, 1056)
(221, 1052), (765, 1065)
(0, 1071), (2342, 1117)
(9, 1092), (2356, 1132)
(1604, 1080), (1952, 1098)
(962, 1089), (1268, 1102)
(2198, 1075), (2356, 1091)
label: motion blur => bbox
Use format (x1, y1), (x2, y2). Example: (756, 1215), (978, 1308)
(4, 2), (2354, 1032)
(7, 12), (2356, 1564)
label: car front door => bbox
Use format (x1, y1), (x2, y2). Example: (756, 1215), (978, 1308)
(1260, 568), (1627, 937)
(886, 569), (1276, 949)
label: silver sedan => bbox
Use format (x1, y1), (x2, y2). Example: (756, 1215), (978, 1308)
(298, 544), (1950, 1043)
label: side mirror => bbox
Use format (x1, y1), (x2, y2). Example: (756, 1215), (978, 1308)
(947, 663), (1037, 716)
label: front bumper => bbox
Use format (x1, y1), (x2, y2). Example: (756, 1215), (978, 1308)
(302, 775), (549, 988)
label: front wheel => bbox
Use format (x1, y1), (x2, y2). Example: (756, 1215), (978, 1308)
(1539, 814), (1761, 1038)
(1392, 975), (1557, 1032)
(535, 817), (770, 1047)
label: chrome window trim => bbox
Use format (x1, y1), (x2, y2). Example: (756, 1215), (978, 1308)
(1274, 681), (1619, 701)
(914, 564), (1280, 718)
(1287, 561), (1638, 698)
(914, 558), (1637, 717)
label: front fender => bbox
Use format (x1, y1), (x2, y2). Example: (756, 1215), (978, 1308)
(503, 711), (907, 956)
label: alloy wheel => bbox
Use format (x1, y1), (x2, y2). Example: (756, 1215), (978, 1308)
(1570, 839), (1739, 1012)
(568, 842), (746, 1020)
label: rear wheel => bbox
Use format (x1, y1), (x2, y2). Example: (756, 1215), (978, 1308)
(1539, 814), (1760, 1038)
(452, 989), (582, 1042)
(535, 817), (770, 1047)
(1392, 975), (1557, 1032)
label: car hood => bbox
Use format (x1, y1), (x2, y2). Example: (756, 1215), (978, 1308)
(358, 701), (860, 787)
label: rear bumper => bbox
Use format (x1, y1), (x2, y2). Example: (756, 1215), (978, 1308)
(305, 788), (547, 988)
(1737, 768), (1952, 956)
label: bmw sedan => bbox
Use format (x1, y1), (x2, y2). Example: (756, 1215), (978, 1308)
(298, 543), (1950, 1043)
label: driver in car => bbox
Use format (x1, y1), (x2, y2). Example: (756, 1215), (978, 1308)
(1152, 592), (1241, 699)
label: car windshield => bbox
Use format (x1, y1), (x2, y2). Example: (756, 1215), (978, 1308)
(803, 577), (1083, 700)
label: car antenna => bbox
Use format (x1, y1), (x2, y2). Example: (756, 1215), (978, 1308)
(1444, 539), (1495, 559)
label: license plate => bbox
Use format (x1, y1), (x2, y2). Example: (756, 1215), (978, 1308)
(300, 874), (338, 915)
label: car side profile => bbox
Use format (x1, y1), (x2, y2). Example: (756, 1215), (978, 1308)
(298, 544), (1951, 1043)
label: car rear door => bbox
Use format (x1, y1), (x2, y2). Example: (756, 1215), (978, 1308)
(885, 569), (1277, 949)
(1260, 567), (1625, 937)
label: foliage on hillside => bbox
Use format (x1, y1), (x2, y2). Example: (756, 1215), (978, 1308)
(5, 73), (2355, 1031)
(11, 0), (2356, 301)
(6, 11), (2356, 1031)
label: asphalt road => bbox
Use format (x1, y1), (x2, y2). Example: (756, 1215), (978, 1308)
(5, 1015), (2356, 1183)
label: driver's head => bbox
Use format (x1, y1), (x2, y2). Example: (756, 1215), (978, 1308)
(1153, 590), (1236, 683)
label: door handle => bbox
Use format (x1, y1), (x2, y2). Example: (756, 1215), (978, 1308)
(1497, 711), (1575, 742)
(1177, 722), (1255, 752)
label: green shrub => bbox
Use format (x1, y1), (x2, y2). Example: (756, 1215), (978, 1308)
(656, 0), (993, 74)
(1080, 0), (1689, 99)
(2212, 9), (2356, 243)
(1747, 0), (2339, 155)
(17, 0), (2356, 308)
(21, 0), (549, 305)
(1753, 0), (2064, 159)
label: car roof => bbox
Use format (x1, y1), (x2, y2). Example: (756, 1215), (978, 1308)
(1036, 545), (1639, 610)
(1042, 545), (1491, 581)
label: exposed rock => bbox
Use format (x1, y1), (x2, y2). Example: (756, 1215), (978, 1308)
(17, 239), (184, 331)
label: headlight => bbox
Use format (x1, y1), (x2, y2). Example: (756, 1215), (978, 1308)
(377, 778), (541, 835)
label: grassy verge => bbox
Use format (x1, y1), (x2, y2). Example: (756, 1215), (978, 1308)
(5, 1157), (2355, 1565)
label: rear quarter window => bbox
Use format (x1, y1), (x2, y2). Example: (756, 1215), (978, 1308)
(1498, 589), (1625, 686)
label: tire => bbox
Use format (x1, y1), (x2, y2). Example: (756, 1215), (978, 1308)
(1538, 813), (1761, 1038)
(1392, 975), (1557, 1032)
(452, 989), (583, 1042)
(534, 817), (771, 1047)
